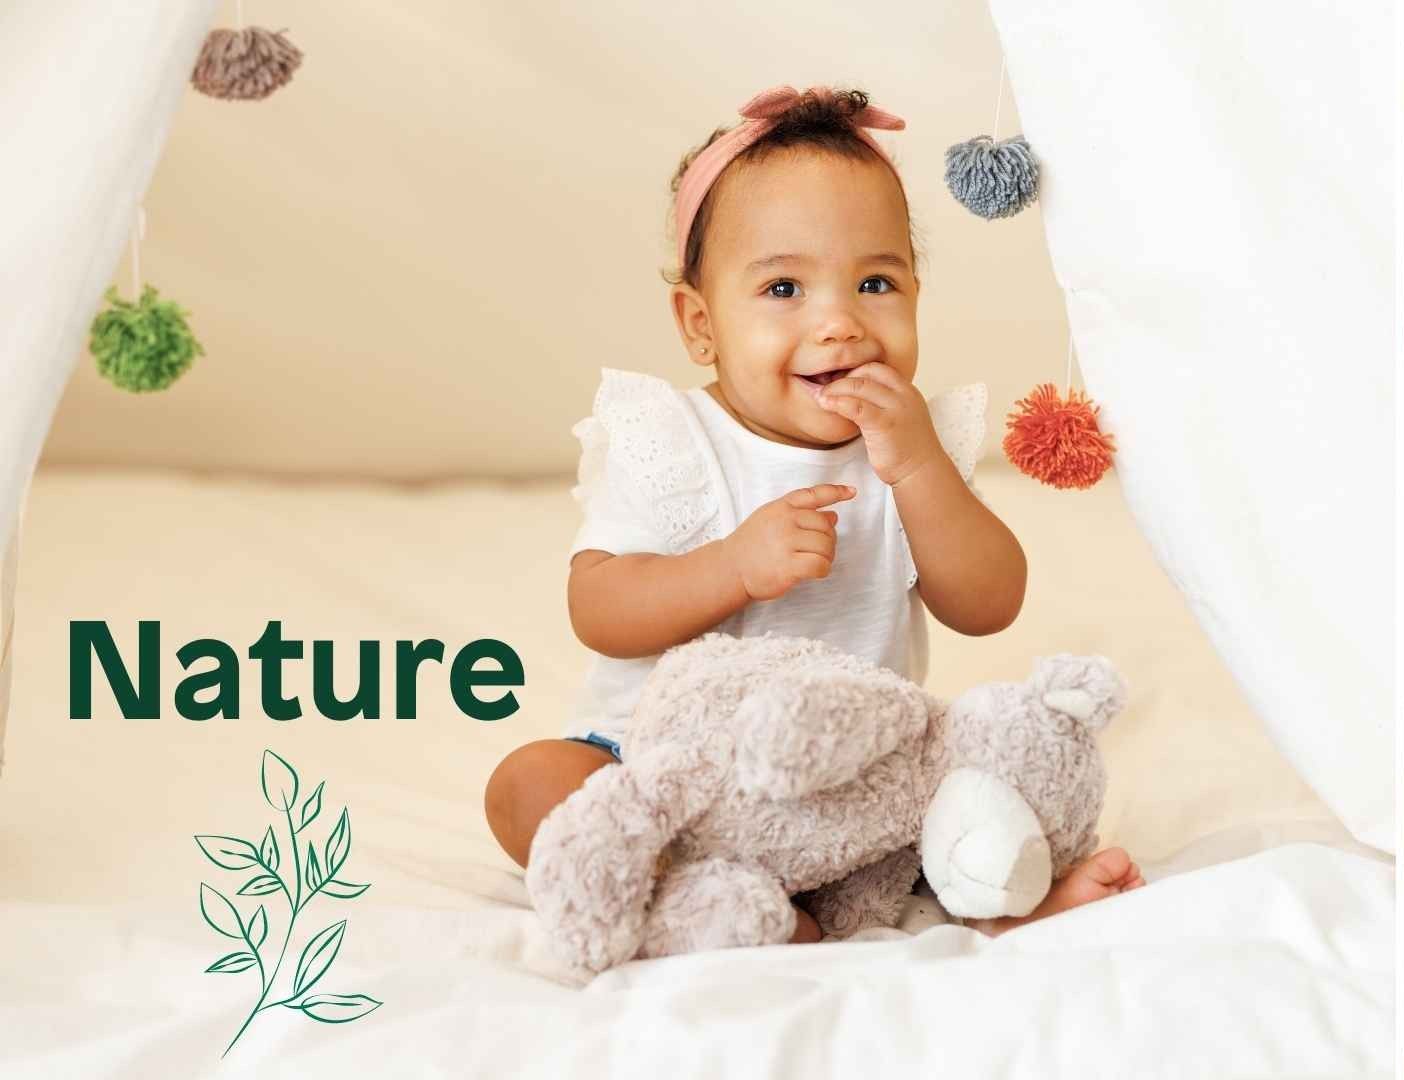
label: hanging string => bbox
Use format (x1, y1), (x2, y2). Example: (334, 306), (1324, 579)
(1066, 333), (1075, 394)
(93, 202), (203, 392)
(130, 205), (147, 296)
(235, 0), (244, 31)
(992, 55), (1006, 140)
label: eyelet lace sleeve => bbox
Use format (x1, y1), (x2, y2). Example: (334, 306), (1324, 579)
(569, 414), (609, 507)
(930, 381), (987, 487)
(569, 368), (723, 557)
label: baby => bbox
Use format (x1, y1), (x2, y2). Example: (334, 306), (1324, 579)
(486, 84), (1143, 943)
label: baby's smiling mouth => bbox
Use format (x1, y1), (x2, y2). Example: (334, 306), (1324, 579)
(796, 368), (853, 386)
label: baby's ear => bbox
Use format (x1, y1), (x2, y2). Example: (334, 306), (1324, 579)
(669, 283), (714, 367)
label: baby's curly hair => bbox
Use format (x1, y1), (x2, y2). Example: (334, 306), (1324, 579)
(662, 87), (923, 290)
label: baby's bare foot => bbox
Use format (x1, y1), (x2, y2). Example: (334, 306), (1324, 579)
(971, 846), (1146, 938)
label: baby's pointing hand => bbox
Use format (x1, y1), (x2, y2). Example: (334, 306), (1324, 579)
(723, 483), (855, 602)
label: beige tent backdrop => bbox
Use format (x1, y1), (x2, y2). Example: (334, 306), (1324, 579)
(40, 1), (1062, 479)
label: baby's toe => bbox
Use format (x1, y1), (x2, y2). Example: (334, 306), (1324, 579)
(1112, 859), (1146, 892)
(1082, 846), (1133, 886)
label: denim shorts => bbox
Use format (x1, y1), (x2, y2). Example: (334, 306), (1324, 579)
(564, 731), (623, 762)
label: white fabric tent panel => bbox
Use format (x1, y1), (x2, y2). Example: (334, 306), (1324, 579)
(0, 0), (219, 772)
(988, 0), (1395, 851)
(0, 0), (218, 573)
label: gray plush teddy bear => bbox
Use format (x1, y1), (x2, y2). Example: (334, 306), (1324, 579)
(527, 632), (1127, 975)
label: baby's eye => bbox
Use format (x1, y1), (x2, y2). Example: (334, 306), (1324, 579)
(767, 278), (896, 299)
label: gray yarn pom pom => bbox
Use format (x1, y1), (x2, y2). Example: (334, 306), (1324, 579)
(191, 27), (303, 101)
(944, 134), (1040, 219)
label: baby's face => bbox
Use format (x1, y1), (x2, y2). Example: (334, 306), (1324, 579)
(673, 148), (919, 449)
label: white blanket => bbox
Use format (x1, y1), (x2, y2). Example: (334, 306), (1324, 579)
(0, 839), (1391, 1078)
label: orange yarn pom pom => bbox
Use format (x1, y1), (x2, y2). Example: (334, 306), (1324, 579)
(1002, 383), (1117, 490)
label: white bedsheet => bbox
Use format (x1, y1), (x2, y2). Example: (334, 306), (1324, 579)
(0, 465), (1393, 1077)
(0, 839), (1392, 1078)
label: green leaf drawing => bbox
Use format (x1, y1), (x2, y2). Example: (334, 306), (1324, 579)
(261, 748), (299, 811)
(292, 920), (346, 998)
(248, 905), (268, 950)
(325, 808), (350, 877)
(292, 993), (383, 1024)
(200, 883), (244, 939)
(237, 874), (283, 896)
(205, 751), (378, 1058)
(305, 843), (323, 893)
(259, 826), (280, 872)
(195, 834), (260, 871)
(206, 951), (259, 974)
(319, 878), (371, 899)
(297, 781), (325, 833)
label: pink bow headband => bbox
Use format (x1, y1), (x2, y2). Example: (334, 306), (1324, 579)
(673, 85), (907, 271)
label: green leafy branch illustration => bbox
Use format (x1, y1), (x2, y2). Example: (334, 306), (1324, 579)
(195, 749), (381, 1058)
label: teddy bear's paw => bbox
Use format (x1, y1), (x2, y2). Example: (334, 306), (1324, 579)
(921, 767), (1053, 919)
(804, 846), (924, 938)
(637, 857), (796, 960)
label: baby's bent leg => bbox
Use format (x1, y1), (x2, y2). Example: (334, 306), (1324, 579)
(484, 739), (617, 868)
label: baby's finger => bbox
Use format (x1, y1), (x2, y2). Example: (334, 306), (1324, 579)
(845, 361), (908, 391)
(792, 507), (839, 533)
(783, 483), (856, 510)
(819, 375), (899, 412)
(788, 551), (833, 581)
(789, 525), (836, 562)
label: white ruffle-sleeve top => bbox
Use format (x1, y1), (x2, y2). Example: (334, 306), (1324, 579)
(563, 367), (987, 749)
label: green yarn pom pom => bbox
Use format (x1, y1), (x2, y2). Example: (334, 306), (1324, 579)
(89, 284), (204, 392)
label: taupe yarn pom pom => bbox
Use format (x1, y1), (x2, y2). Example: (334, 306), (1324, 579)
(944, 134), (1040, 219)
(192, 27), (303, 101)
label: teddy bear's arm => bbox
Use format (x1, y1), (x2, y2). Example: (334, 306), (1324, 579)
(732, 673), (932, 799)
(525, 741), (725, 974)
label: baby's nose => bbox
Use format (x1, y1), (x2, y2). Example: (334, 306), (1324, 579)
(814, 311), (864, 345)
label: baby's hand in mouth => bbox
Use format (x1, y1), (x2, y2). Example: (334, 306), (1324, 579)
(811, 362), (945, 486)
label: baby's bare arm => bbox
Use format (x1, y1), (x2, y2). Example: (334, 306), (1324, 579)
(891, 452), (1026, 636)
(568, 483), (856, 659)
(568, 542), (748, 659)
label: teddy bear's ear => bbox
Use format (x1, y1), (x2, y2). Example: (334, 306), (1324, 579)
(1041, 689), (1104, 729)
(1032, 654), (1129, 732)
